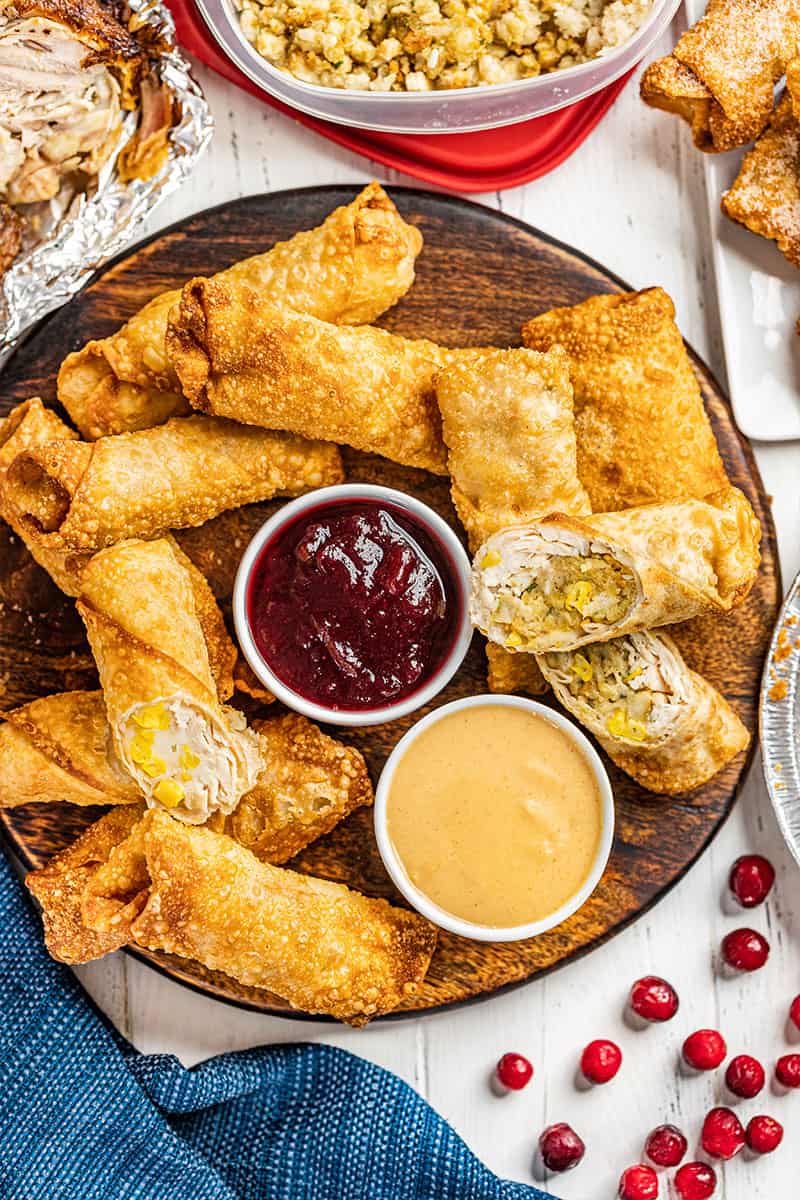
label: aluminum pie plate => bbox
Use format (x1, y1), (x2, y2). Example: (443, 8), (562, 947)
(0, 0), (213, 362)
(760, 571), (800, 864)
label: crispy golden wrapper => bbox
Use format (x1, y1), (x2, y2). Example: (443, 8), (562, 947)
(82, 810), (436, 1025)
(4, 414), (343, 552)
(0, 203), (22, 275)
(722, 90), (800, 268)
(640, 0), (800, 151)
(57, 183), (423, 439)
(77, 538), (262, 823)
(168, 278), (451, 474)
(26, 804), (146, 964)
(0, 398), (88, 592)
(222, 714), (373, 865)
(522, 288), (728, 512)
(473, 487), (761, 654)
(0, 691), (140, 808)
(436, 347), (591, 694)
(540, 632), (750, 795)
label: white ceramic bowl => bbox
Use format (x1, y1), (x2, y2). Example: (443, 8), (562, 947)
(232, 484), (473, 727)
(374, 694), (615, 941)
(194, 0), (681, 134)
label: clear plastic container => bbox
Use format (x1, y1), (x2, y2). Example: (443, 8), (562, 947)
(194, 0), (681, 134)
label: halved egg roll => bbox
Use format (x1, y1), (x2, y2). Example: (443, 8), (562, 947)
(26, 804), (146, 964)
(77, 538), (262, 823)
(222, 713), (373, 865)
(522, 289), (728, 512)
(82, 810), (437, 1025)
(721, 89), (800, 268)
(0, 691), (140, 808)
(472, 488), (761, 653)
(5, 414), (343, 552)
(539, 632), (750, 794)
(640, 0), (800, 151)
(167, 279), (451, 473)
(57, 182), (424, 439)
(0, 398), (88, 593)
(436, 347), (591, 694)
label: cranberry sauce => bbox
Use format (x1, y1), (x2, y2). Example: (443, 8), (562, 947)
(246, 499), (462, 711)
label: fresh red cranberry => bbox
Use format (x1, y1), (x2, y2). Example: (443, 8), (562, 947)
(775, 1053), (800, 1088)
(682, 1029), (726, 1070)
(789, 994), (800, 1031)
(701, 1108), (745, 1160)
(629, 976), (679, 1022)
(644, 1124), (687, 1168)
(538, 1123), (585, 1172)
(674, 1162), (717, 1199)
(495, 1052), (533, 1091)
(725, 1054), (765, 1098)
(580, 1038), (622, 1084)
(618, 1165), (658, 1200)
(746, 1115), (784, 1154)
(721, 928), (769, 972)
(729, 855), (775, 908)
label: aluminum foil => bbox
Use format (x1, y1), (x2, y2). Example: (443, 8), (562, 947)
(0, 0), (213, 360)
(760, 571), (800, 866)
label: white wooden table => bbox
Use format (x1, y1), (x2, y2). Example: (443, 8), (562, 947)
(76, 14), (800, 1197)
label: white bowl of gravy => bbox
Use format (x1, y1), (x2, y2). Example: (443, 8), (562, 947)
(374, 695), (614, 942)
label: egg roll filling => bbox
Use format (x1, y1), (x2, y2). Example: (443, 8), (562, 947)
(541, 636), (687, 745)
(120, 698), (261, 823)
(473, 535), (637, 652)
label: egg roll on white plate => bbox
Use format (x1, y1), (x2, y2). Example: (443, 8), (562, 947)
(77, 538), (262, 824)
(82, 810), (437, 1025)
(540, 632), (750, 795)
(471, 487), (760, 654)
(57, 182), (423, 439)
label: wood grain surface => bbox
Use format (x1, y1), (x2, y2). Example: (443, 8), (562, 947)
(0, 186), (781, 1020)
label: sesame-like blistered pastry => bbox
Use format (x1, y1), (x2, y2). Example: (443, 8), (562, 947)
(26, 804), (146, 964)
(472, 487), (760, 654)
(436, 347), (591, 694)
(4, 413), (343, 552)
(640, 0), (800, 151)
(82, 810), (437, 1025)
(722, 90), (800, 267)
(0, 691), (140, 809)
(57, 183), (424, 439)
(77, 538), (262, 824)
(540, 632), (750, 795)
(522, 289), (728, 512)
(167, 278), (454, 473)
(222, 714), (373, 865)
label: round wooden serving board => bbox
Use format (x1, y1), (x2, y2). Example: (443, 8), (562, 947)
(0, 187), (780, 1020)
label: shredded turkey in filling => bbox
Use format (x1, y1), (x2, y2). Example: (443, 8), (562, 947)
(477, 543), (636, 652)
(542, 636), (684, 745)
(0, 16), (122, 206)
(120, 698), (262, 824)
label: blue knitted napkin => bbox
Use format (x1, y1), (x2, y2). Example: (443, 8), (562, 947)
(0, 846), (553, 1200)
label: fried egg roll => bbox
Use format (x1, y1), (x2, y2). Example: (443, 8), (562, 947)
(26, 805), (146, 964)
(540, 633), (749, 794)
(222, 714), (373, 865)
(0, 691), (140, 809)
(472, 488), (760, 653)
(77, 538), (262, 823)
(522, 288), (728, 512)
(167, 280), (451, 473)
(0, 398), (87, 593)
(57, 182), (424, 439)
(436, 348), (591, 693)
(82, 810), (437, 1025)
(640, 0), (800, 151)
(5, 414), (343, 552)
(722, 89), (800, 268)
